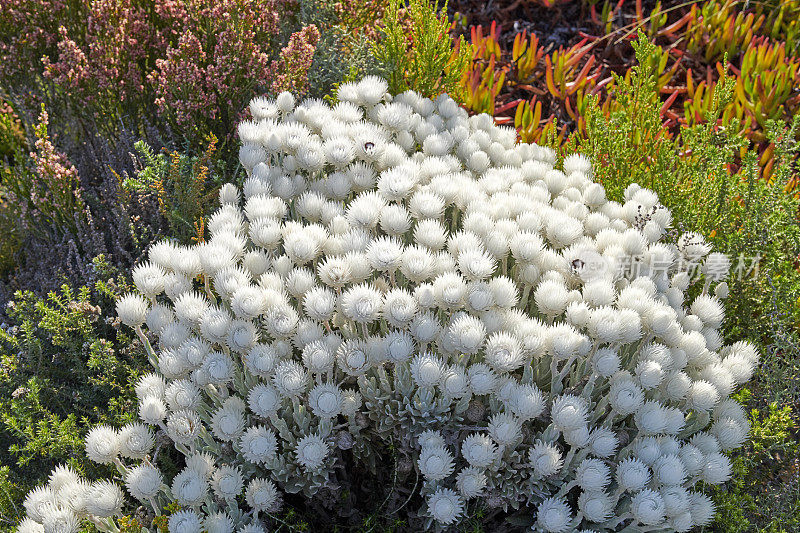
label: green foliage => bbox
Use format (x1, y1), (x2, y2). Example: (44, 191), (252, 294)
(711, 389), (800, 532)
(125, 138), (222, 243)
(577, 31), (800, 349)
(0, 257), (147, 529)
(0, 102), (25, 161)
(372, 0), (470, 99)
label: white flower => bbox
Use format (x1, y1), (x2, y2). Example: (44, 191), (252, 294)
(461, 434), (498, 469)
(711, 416), (749, 450)
(340, 389), (362, 416)
(340, 283), (383, 323)
(630, 489), (666, 526)
(550, 395), (588, 430)
(199, 351), (236, 386)
(165, 380), (202, 411)
(212, 466), (244, 500)
(508, 384), (545, 420)
(243, 344), (278, 377)
(588, 427), (618, 458)
(615, 458), (651, 492)
(231, 285), (267, 319)
(139, 396), (167, 425)
(455, 467), (487, 499)
(173, 291), (209, 325)
(608, 378), (644, 415)
(575, 458), (611, 491)
(84, 426), (119, 464)
(578, 491), (613, 523)
(700, 452), (732, 484)
(484, 332), (524, 372)
(653, 454), (686, 485)
(118, 423), (154, 459)
(47, 465), (79, 494)
(132, 262), (166, 299)
(487, 413), (522, 446)
(427, 487), (464, 525)
(210, 402), (246, 442)
(272, 360), (309, 397)
(529, 440), (563, 477)
(448, 314), (485, 354)
(245, 478), (280, 512)
(410, 352), (444, 388)
(536, 497), (573, 533)
(688, 492), (716, 526)
(17, 518), (44, 533)
(687, 380), (720, 412)
(247, 383), (281, 417)
(384, 331), (416, 363)
(168, 510), (203, 533)
(41, 503), (78, 533)
(116, 293), (148, 327)
(240, 426), (278, 465)
(171, 468), (208, 507)
(295, 433), (329, 472)
(84, 481), (124, 517)
(301, 340), (336, 374)
(467, 363), (498, 395)
(303, 286), (336, 322)
(418, 444), (455, 480)
(125, 464), (163, 501)
(24, 486), (56, 523)
(166, 410), (202, 446)
(146, 304), (174, 333)
(336, 340), (370, 376)
(308, 383), (344, 418)
(204, 512), (234, 533)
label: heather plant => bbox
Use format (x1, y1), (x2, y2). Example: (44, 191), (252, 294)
(0, 0), (330, 155)
(0, 102), (25, 161)
(18, 78), (759, 532)
(270, 25), (322, 96)
(0, 105), (85, 257)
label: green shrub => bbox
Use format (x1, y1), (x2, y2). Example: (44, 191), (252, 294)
(710, 389), (800, 532)
(0, 257), (147, 529)
(372, 0), (470, 99)
(123, 138), (223, 244)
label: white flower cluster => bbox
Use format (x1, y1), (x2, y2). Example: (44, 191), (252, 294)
(20, 76), (757, 533)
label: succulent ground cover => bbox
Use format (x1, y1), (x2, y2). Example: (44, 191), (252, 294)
(0, 0), (798, 532)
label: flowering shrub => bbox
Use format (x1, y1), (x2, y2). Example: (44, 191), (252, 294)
(0, 0), (325, 146)
(0, 105), (84, 238)
(18, 78), (757, 532)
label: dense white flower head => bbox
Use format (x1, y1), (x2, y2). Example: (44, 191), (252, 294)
(23, 80), (756, 533)
(427, 488), (464, 525)
(124, 464), (163, 502)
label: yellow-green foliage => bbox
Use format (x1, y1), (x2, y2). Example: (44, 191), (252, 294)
(372, 0), (470, 100)
(0, 102), (24, 160)
(124, 138), (221, 243)
(711, 389), (800, 533)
